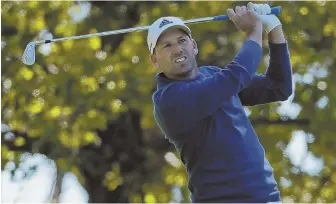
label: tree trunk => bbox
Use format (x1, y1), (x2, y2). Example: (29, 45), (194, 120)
(78, 109), (147, 202)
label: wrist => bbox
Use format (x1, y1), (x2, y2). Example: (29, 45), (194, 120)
(248, 22), (263, 35)
(268, 25), (286, 44)
(263, 15), (282, 35)
(246, 23), (263, 47)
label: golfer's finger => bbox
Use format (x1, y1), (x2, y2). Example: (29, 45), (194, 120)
(241, 6), (247, 13)
(235, 6), (242, 15)
(227, 8), (235, 20)
(253, 4), (261, 14)
(262, 4), (269, 15)
(265, 4), (271, 14)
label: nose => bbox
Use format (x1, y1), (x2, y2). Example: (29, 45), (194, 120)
(172, 44), (184, 57)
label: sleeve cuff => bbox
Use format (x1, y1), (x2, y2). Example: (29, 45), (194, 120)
(269, 40), (288, 47)
(268, 41), (289, 59)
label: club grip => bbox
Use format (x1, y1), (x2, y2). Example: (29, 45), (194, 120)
(213, 6), (282, 21)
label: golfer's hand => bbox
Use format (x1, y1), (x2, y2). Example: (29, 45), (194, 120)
(227, 2), (262, 34)
(252, 3), (282, 34)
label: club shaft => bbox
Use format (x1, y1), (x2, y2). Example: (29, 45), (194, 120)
(35, 25), (150, 45)
(36, 18), (213, 45)
(184, 17), (214, 24)
(35, 6), (281, 45)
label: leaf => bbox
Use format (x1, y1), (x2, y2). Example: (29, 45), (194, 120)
(144, 193), (156, 203)
(14, 136), (26, 147)
(89, 37), (101, 50)
(18, 67), (34, 81)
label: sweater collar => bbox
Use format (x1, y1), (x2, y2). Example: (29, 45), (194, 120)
(155, 71), (203, 88)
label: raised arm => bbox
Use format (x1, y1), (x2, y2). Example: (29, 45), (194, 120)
(238, 26), (293, 106)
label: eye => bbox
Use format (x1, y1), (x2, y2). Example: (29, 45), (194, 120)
(179, 38), (186, 43)
(163, 44), (171, 48)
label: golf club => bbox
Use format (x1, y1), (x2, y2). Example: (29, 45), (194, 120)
(22, 6), (282, 66)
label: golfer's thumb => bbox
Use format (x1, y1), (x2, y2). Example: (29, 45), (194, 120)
(247, 2), (260, 19)
(247, 2), (255, 11)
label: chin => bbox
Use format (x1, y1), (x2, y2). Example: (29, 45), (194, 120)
(175, 68), (193, 78)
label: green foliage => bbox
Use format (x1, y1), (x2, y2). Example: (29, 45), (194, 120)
(2, 1), (336, 202)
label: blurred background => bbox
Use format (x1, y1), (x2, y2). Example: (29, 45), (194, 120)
(1, 1), (336, 203)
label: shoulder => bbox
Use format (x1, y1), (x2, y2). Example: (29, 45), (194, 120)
(152, 82), (182, 109)
(199, 66), (222, 75)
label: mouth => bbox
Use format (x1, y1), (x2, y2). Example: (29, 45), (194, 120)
(174, 56), (187, 63)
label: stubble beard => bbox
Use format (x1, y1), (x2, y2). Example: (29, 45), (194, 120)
(174, 60), (197, 78)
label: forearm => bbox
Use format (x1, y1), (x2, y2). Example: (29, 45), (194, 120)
(268, 25), (286, 44)
(238, 41), (293, 106)
(267, 25), (290, 81)
(265, 41), (292, 96)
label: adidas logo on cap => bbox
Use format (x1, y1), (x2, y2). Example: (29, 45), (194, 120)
(159, 19), (173, 28)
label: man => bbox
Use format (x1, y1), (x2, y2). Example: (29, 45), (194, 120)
(147, 2), (292, 203)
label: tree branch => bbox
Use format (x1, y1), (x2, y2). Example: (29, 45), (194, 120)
(251, 118), (310, 126)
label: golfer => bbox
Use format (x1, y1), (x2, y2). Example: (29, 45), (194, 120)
(148, 2), (292, 203)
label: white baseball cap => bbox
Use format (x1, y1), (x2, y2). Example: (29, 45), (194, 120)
(147, 16), (191, 54)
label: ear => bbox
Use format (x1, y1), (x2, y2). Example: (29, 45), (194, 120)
(149, 54), (159, 68)
(191, 38), (198, 55)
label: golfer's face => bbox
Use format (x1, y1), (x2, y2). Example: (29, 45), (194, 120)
(155, 28), (196, 77)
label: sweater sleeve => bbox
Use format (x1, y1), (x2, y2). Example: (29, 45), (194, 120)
(238, 42), (293, 106)
(153, 40), (262, 139)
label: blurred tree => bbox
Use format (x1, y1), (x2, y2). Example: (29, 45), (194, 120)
(1, 1), (336, 203)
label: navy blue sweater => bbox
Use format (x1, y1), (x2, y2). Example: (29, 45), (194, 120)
(153, 40), (292, 203)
